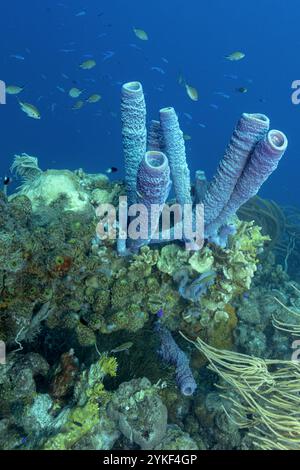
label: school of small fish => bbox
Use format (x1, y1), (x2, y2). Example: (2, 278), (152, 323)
(5, 4), (254, 147)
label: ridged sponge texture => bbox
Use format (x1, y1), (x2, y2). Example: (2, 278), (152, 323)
(147, 120), (165, 152)
(203, 113), (270, 226)
(121, 81), (147, 206)
(127, 151), (171, 252)
(159, 107), (192, 206)
(207, 129), (288, 235)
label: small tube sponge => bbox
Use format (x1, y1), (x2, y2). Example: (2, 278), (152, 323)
(147, 120), (165, 152)
(159, 107), (192, 206)
(203, 113), (270, 226)
(155, 322), (197, 396)
(121, 81), (147, 205)
(207, 129), (288, 235)
(128, 151), (171, 252)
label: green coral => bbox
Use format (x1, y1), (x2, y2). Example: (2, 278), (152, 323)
(43, 356), (117, 450)
(188, 246), (214, 274)
(157, 244), (189, 275)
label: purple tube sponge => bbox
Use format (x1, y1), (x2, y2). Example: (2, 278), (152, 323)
(127, 151), (171, 252)
(203, 113), (270, 226)
(147, 120), (165, 152)
(155, 322), (197, 397)
(159, 107), (192, 206)
(206, 129), (288, 235)
(121, 81), (147, 206)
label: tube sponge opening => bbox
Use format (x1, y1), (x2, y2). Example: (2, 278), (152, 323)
(268, 129), (288, 150)
(122, 81), (143, 94)
(137, 151), (170, 205)
(145, 150), (167, 169)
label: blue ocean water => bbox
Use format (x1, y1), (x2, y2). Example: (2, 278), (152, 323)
(0, 0), (298, 205)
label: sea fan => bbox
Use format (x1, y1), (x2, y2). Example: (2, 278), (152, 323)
(10, 153), (43, 187)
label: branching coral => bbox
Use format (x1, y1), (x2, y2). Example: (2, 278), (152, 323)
(10, 153), (43, 187)
(183, 334), (300, 450)
(272, 284), (300, 336)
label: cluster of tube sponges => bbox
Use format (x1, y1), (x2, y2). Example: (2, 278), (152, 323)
(119, 81), (288, 253)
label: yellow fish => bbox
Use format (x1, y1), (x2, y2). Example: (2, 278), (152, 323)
(19, 101), (41, 119)
(183, 134), (192, 141)
(72, 100), (85, 110)
(185, 84), (199, 101)
(79, 59), (96, 70)
(86, 94), (101, 103)
(225, 51), (245, 61)
(133, 28), (148, 41)
(69, 87), (84, 98)
(6, 85), (24, 95)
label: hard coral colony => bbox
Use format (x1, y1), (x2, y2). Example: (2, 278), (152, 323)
(0, 78), (292, 452)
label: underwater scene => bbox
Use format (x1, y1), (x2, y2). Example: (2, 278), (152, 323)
(1, 0), (300, 453)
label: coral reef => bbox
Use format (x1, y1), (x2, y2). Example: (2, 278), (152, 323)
(0, 80), (293, 452)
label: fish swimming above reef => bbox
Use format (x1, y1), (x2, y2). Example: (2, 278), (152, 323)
(6, 85), (24, 95)
(86, 94), (102, 103)
(79, 59), (96, 70)
(133, 28), (148, 41)
(185, 83), (199, 101)
(69, 87), (84, 98)
(72, 100), (85, 110)
(179, 75), (199, 101)
(236, 87), (248, 94)
(18, 101), (41, 119)
(225, 51), (245, 61)
(106, 167), (118, 174)
(3, 176), (12, 196)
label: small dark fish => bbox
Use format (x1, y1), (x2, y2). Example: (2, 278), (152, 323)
(3, 176), (12, 186)
(156, 308), (164, 319)
(236, 87), (248, 94)
(73, 421), (83, 427)
(106, 167), (118, 174)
